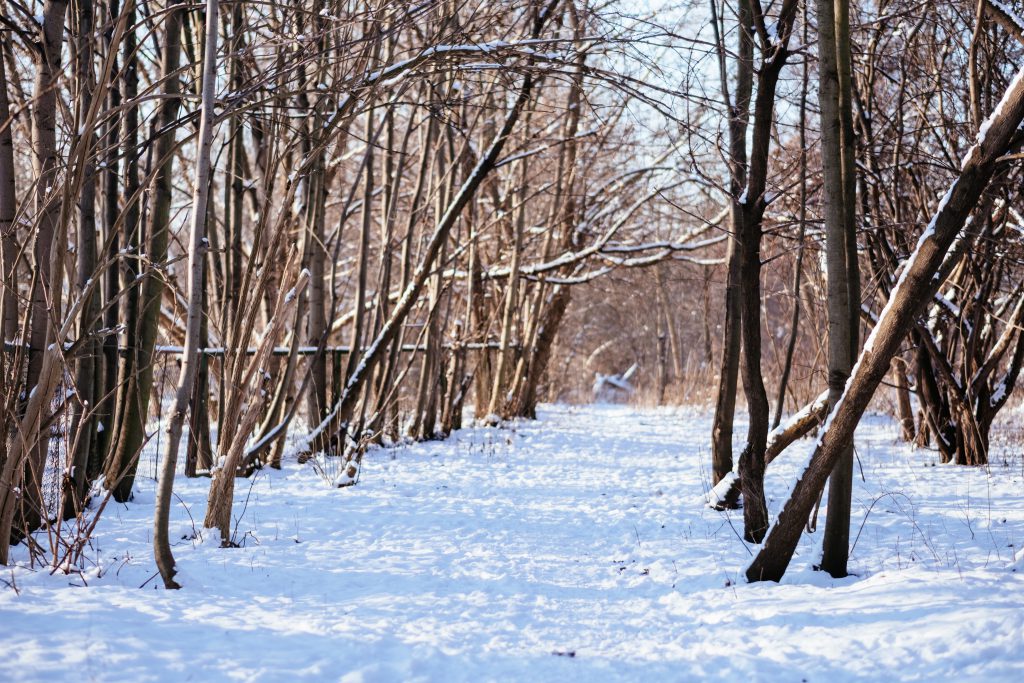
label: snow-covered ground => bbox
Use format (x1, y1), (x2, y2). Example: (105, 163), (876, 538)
(2, 404), (1023, 681)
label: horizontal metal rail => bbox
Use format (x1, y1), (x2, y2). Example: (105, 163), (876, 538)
(2, 341), (515, 357)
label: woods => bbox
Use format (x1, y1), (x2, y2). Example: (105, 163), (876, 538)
(3, 0), (1024, 598)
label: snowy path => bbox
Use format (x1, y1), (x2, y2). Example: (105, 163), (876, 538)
(2, 404), (1024, 681)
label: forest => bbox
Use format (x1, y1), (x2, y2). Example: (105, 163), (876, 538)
(1, 0), (1023, 680)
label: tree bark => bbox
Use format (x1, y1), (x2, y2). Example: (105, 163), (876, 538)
(893, 356), (916, 442)
(708, 0), (751, 488)
(735, 0), (800, 543)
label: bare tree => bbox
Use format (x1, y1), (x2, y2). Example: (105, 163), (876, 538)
(154, 0), (220, 590)
(748, 59), (1024, 583)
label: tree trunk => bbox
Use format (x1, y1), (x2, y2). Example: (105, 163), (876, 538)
(737, 204), (770, 543)
(772, 6), (810, 430)
(0, 46), (17, 344)
(105, 0), (185, 503)
(893, 356), (916, 442)
(95, 0), (125, 484)
(64, 0), (102, 521)
(732, 0), (799, 542)
(108, 0), (142, 486)
(153, 0), (219, 590)
(819, 0), (861, 579)
(21, 0), (70, 535)
(708, 0), (751, 489)
(747, 61), (1024, 583)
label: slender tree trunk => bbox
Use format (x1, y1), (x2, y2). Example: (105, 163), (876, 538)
(95, 0), (124, 484)
(63, 0), (103, 521)
(469, 223), (494, 419)
(737, 203), (770, 542)
(709, 0), (751, 488)
(729, 0), (799, 542)
(772, 5), (810, 430)
(343, 107), (375, 446)
(655, 266), (682, 383)
(0, 49), (17, 344)
(820, 0), (860, 579)
(656, 332), (668, 404)
(376, 112), (434, 439)
(21, 0), (70, 534)
(367, 109), (400, 441)
(105, 0), (185, 503)
(488, 194), (526, 421)
(893, 356), (915, 441)
(0, 25), (18, 499)
(108, 0), (141, 483)
(304, 156), (328, 446)
(153, 0), (219, 590)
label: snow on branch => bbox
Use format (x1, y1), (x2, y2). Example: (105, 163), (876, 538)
(985, 0), (1024, 45)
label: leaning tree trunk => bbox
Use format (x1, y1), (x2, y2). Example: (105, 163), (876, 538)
(307, 72), (538, 445)
(747, 60), (1024, 583)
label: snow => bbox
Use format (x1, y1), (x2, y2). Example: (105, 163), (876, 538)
(974, 60), (1024, 151)
(767, 389), (828, 450)
(2, 404), (1023, 681)
(705, 470), (737, 508)
(991, 380), (1008, 407)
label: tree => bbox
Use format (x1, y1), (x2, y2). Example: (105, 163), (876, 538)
(747, 60), (1024, 583)
(817, 0), (860, 579)
(154, 0), (220, 590)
